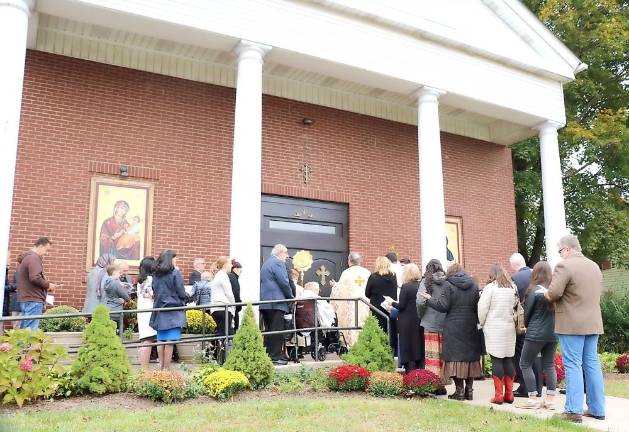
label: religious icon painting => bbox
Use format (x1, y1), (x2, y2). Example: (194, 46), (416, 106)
(86, 176), (154, 272)
(445, 216), (463, 265)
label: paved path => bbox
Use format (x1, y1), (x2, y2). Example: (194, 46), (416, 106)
(442, 379), (629, 432)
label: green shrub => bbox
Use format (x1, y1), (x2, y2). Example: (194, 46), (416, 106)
(367, 371), (404, 397)
(50, 369), (78, 398)
(202, 369), (249, 401)
(483, 354), (493, 377)
(71, 305), (131, 395)
(600, 290), (629, 353)
(185, 310), (217, 334)
(0, 329), (68, 406)
(223, 304), (274, 389)
(39, 305), (86, 332)
(133, 370), (201, 403)
(191, 362), (221, 385)
(599, 352), (620, 373)
(341, 315), (395, 372)
(269, 367), (330, 393)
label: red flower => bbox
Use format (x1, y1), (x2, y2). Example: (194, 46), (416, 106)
(0, 342), (11, 353)
(554, 353), (565, 383)
(19, 358), (34, 372)
(616, 353), (629, 373)
(328, 365), (370, 391)
(403, 369), (439, 390)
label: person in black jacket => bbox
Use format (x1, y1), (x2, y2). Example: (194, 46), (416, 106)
(420, 263), (483, 400)
(365, 256), (398, 355)
(391, 263), (424, 372)
(228, 260), (243, 330)
(516, 261), (558, 410)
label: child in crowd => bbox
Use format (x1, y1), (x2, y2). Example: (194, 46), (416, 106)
(103, 263), (130, 333)
(191, 271), (212, 307)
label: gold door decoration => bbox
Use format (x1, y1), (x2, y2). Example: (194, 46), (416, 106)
(292, 250), (313, 286)
(316, 265), (331, 286)
(445, 216), (464, 265)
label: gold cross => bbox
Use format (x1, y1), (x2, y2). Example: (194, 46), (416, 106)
(316, 265), (330, 286)
(354, 275), (366, 287)
(300, 163), (312, 184)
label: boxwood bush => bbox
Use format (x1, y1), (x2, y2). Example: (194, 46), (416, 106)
(39, 305), (86, 332)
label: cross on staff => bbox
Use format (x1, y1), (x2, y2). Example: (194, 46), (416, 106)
(316, 265), (330, 286)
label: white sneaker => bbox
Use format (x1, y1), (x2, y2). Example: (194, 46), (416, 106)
(515, 398), (542, 409)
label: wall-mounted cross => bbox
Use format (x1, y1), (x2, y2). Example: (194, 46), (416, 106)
(316, 265), (330, 286)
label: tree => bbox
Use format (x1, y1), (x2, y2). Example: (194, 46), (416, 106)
(514, 0), (629, 267)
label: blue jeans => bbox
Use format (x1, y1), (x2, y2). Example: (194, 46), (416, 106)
(558, 334), (605, 417)
(19, 301), (44, 330)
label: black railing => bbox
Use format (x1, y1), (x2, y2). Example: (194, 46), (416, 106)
(0, 298), (390, 362)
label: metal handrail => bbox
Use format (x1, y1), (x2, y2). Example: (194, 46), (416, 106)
(1, 297), (391, 361)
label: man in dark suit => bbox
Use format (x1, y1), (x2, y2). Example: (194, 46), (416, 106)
(260, 244), (293, 365)
(188, 257), (206, 285)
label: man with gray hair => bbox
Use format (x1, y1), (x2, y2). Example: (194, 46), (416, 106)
(330, 252), (371, 346)
(544, 234), (605, 423)
(188, 257), (206, 285)
(509, 252), (536, 398)
(260, 244), (293, 365)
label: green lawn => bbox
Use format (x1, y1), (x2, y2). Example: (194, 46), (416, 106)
(1, 396), (592, 432)
(605, 375), (629, 398)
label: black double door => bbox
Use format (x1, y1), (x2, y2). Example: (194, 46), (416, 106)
(261, 195), (348, 297)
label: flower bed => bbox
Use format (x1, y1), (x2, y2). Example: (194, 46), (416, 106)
(133, 370), (200, 403)
(327, 365), (370, 392)
(616, 353), (629, 373)
(367, 372), (403, 397)
(403, 369), (439, 397)
(202, 369), (250, 401)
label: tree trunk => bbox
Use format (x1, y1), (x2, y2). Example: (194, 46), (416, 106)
(528, 202), (545, 267)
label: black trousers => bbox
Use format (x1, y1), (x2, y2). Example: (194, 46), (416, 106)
(211, 311), (234, 337)
(261, 309), (285, 361)
(514, 334), (542, 393)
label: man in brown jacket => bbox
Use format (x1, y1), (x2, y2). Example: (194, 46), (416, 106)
(545, 234), (605, 423)
(16, 237), (60, 330)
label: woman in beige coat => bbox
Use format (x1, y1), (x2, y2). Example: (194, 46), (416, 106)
(478, 263), (519, 405)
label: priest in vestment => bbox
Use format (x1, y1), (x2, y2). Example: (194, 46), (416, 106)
(331, 252), (371, 346)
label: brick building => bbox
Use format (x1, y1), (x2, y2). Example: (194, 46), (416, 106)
(0, 0), (583, 309)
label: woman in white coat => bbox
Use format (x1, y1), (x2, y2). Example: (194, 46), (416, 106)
(478, 263), (519, 405)
(210, 256), (235, 338)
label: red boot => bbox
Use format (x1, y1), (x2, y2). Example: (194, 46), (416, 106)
(503, 375), (515, 404)
(491, 376), (504, 405)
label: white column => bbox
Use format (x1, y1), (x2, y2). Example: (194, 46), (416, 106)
(229, 40), (270, 307)
(417, 86), (447, 270)
(0, 0), (34, 316)
(537, 121), (567, 267)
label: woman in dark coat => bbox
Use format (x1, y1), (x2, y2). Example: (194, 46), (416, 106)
(365, 256), (398, 354)
(391, 263), (424, 372)
(150, 250), (187, 371)
(420, 263), (483, 400)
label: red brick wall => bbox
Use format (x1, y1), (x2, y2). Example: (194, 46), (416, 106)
(9, 50), (517, 308)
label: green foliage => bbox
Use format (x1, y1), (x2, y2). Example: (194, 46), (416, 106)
(0, 329), (68, 406)
(515, 0), (629, 267)
(483, 354), (493, 377)
(39, 305), (86, 332)
(341, 315), (395, 372)
(599, 352), (620, 373)
(223, 304), (274, 389)
(599, 289), (629, 353)
(269, 367), (330, 393)
(71, 305), (131, 395)
(50, 369), (77, 398)
(185, 309), (217, 334)
(133, 370), (201, 403)
(367, 372), (404, 398)
(202, 369), (249, 401)
(191, 362), (221, 385)
(123, 299), (138, 332)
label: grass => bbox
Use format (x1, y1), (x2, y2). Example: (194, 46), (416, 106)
(605, 374), (629, 398)
(1, 396), (592, 432)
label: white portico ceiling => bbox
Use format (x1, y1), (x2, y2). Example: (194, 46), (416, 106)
(29, 0), (585, 145)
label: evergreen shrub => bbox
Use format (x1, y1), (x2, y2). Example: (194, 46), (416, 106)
(39, 305), (86, 332)
(71, 305), (131, 395)
(223, 304), (274, 389)
(341, 315), (395, 372)
(600, 290), (629, 353)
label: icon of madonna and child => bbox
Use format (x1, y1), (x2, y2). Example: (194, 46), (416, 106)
(99, 200), (142, 260)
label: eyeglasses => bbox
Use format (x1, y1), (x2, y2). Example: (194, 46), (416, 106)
(558, 247), (568, 254)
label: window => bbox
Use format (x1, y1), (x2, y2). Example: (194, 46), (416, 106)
(269, 220), (336, 235)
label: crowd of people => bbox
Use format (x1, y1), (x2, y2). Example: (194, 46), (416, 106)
(2, 234), (606, 423)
